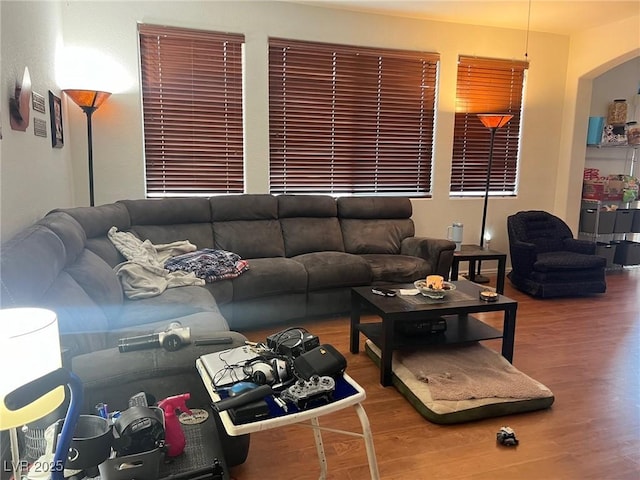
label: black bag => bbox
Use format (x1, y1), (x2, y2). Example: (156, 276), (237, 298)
(293, 344), (347, 380)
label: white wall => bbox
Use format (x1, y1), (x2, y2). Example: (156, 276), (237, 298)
(0, 1), (74, 241)
(57, 0), (571, 257)
(553, 15), (640, 232)
(1, 1), (639, 262)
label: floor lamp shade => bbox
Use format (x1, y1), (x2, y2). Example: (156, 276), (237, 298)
(478, 114), (513, 129)
(63, 89), (111, 207)
(0, 308), (64, 429)
(63, 90), (111, 111)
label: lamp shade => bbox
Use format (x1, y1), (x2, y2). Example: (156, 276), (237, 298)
(478, 114), (513, 129)
(63, 90), (111, 110)
(0, 308), (65, 430)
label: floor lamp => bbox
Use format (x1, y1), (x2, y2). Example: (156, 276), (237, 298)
(475, 113), (513, 283)
(63, 90), (111, 207)
(0, 308), (84, 480)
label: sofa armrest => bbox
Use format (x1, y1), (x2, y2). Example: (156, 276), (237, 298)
(563, 238), (597, 255)
(401, 237), (456, 278)
(510, 241), (538, 275)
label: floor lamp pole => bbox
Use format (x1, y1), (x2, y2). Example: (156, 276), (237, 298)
(475, 113), (513, 283)
(62, 90), (111, 207)
(82, 106), (97, 207)
(479, 126), (497, 249)
(475, 126), (497, 282)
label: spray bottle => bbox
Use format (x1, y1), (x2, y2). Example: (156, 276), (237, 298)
(158, 393), (192, 457)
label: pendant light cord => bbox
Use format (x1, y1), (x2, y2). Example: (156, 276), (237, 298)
(525, 0), (532, 60)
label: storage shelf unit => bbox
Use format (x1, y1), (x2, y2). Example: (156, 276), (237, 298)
(581, 145), (640, 267)
(579, 199), (640, 266)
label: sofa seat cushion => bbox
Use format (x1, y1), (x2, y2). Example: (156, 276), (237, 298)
(534, 251), (606, 272)
(363, 253), (430, 283)
(204, 280), (234, 305)
(230, 257), (308, 301)
(531, 269), (605, 283)
(115, 285), (219, 330)
(293, 252), (372, 291)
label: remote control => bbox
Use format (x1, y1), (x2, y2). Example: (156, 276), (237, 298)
(194, 337), (234, 346)
(371, 288), (396, 297)
(214, 384), (273, 412)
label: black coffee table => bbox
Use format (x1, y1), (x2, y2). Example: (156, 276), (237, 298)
(350, 280), (517, 386)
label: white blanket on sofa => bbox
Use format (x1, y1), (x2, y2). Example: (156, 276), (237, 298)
(108, 227), (205, 299)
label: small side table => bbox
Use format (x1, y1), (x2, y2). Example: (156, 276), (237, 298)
(196, 360), (380, 480)
(450, 244), (507, 294)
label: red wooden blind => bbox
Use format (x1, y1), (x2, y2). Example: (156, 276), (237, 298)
(139, 24), (245, 195)
(450, 56), (529, 195)
(269, 38), (439, 196)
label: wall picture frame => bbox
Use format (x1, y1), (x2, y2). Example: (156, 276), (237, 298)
(49, 91), (63, 148)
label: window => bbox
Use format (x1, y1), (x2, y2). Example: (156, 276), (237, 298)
(450, 56), (528, 196)
(139, 25), (244, 196)
(269, 38), (439, 195)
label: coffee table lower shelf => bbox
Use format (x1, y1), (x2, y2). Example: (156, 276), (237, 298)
(357, 314), (503, 349)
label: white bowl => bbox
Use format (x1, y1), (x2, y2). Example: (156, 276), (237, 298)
(414, 280), (456, 299)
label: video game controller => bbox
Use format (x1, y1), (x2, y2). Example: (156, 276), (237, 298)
(280, 375), (335, 410)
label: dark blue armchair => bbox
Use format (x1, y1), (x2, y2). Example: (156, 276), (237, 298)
(507, 210), (606, 298)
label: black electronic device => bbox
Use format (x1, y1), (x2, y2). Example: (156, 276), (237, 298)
(292, 344), (347, 381)
(113, 406), (165, 456)
(213, 384), (273, 412)
(266, 328), (320, 357)
(118, 322), (191, 353)
(395, 318), (447, 336)
(228, 399), (270, 423)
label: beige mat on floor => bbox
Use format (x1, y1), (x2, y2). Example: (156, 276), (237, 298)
(365, 340), (554, 424)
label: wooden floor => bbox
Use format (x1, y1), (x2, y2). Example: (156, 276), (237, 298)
(229, 270), (640, 480)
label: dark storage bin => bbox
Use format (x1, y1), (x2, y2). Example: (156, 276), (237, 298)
(580, 208), (615, 234)
(631, 209), (640, 233)
(614, 209), (634, 233)
(595, 242), (616, 268)
(613, 240), (640, 265)
(99, 447), (163, 480)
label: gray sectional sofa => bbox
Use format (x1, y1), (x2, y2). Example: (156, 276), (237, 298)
(1, 194), (454, 469)
(1, 194), (455, 356)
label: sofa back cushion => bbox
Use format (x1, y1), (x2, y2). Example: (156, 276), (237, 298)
(65, 250), (124, 321)
(0, 224), (111, 354)
(0, 225), (67, 307)
(53, 203), (130, 267)
(37, 212), (87, 266)
(54, 203), (131, 238)
(278, 195), (344, 257)
(338, 197), (415, 254)
(211, 195), (285, 258)
(120, 198), (215, 249)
